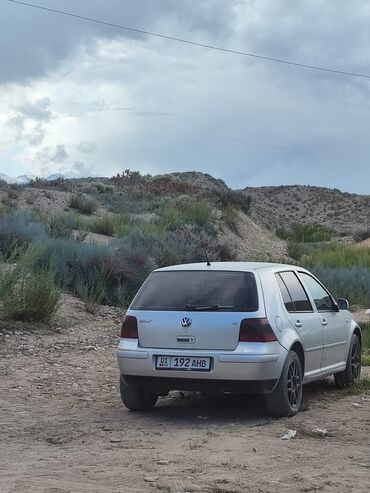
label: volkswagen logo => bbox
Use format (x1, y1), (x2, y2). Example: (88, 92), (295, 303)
(181, 317), (192, 328)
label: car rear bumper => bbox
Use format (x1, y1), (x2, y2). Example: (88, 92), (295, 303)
(122, 375), (277, 394)
(117, 339), (287, 392)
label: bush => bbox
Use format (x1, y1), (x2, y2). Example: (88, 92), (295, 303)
(216, 189), (252, 214)
(0, 206), (236, 308)
(49, 213), (85, 239)
(278, 223), (332, 242)
(300, 243), (370, 269)
(359, 322), (370, 366)
(69, 194), (97, 215)
(89, 215), (115, 236)
(221, 204), (240, 234)
(0, 247), (60, 322)
(158, 200), (213, 231)
(77, 279), (106, 314)
(310, 266), (370, 305)
(0, 210), (48, 256)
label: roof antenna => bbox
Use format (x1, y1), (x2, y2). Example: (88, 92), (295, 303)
(204, 249), (211, 267)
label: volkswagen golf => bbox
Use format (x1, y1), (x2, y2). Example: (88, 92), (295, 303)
(117, 262), (361, 417)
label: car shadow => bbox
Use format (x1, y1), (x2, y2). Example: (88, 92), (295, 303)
(149, 391), (271, 426)
(134, 377), (343, 426)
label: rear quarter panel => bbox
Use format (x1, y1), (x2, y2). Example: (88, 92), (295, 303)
(256, 269), (302, 352)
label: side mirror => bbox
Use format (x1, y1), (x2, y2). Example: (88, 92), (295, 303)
(337, 298), (349, 311)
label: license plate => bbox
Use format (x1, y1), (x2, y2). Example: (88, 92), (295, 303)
(156, 355), (211, 371)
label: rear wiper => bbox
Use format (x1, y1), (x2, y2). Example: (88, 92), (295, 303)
(185, 304), (235, 311)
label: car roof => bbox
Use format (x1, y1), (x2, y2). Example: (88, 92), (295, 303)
(155, 261), (301, 273)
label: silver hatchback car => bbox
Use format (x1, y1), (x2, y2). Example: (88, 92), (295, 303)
(117, 262), (361, 416)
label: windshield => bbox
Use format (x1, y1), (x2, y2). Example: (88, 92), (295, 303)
(130, 270), (258, 312)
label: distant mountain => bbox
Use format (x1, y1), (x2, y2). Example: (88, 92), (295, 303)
(46, 173), (65, 181)
(0, 173), (37, 184)
(0, 173), (16, 183)
(16, 174), (37, 184)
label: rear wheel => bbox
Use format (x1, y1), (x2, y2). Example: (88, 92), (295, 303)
(265, 351), (303, 417)
(120, 376), (158, 411)
(334, 334), (361, 388)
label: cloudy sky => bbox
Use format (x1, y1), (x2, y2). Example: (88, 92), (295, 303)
(1, 0), (370, 193)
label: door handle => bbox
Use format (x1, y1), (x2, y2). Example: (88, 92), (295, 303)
(295, 320), (302, 328)
(321, 319), (327, 326)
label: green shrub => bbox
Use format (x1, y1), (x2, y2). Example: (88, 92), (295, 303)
(278, 223), (332, 242)
(89, 215), (115, 236)
(310, 266), (370, 305)
(0, 247), (60, 322)
(69, 194), (97, 215)
(77, 279), (106, 314)
(49, 213), (85, 239)
(0, 210), (48, 256)
(158, 200), (213, 231)
(359, 322), (370, 353)
(216, 190), (251, 214)
(221, 204), (240, 234)
(307, 244), (370, 269)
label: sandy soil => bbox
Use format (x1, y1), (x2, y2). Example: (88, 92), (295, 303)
(0, 297), (369, 493)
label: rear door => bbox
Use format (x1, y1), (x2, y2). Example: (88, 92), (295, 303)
(297, 272), (348, 371)
(276, 271), (323, 378)
(129, 270), (262, 351)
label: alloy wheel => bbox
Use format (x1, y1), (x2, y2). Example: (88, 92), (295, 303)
(286, 360), (302, 409)
(350, 339), (361, 380)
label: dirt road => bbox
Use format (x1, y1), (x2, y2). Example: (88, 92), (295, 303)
(1, 296), (369, 493)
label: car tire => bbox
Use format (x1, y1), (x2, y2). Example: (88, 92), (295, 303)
(265, 351), (303, 417)
(334, 333), (361, 388)
(120, 376), (158, 411)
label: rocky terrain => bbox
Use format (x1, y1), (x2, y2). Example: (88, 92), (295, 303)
(245, 185), (370, 238)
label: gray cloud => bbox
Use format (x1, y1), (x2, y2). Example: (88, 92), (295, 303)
(77, 141), (97, 154)
(51, 144), (68, 163)
(7, 97), (52, 146)
(17, 97), (52, 122)
(0, 1), (369, 193)
(72, 160), (95, 177)
(0, 0), (236, 84)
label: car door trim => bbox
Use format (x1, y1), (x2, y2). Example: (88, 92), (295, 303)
(323, 340), (348, 349)
(305, 345), (324, 353)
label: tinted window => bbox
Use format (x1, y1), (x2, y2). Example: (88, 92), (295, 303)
(131, 271), (258, 312)
(298, 272), (336, 312)
(278, 271), (312, 312)
(276, 274), (295, 312)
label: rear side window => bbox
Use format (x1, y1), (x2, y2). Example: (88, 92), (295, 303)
(131, 270), (258, 312)
(277, 271), (312, 312)
(298, 272), (336, 312)
(276, 274), (295, 312)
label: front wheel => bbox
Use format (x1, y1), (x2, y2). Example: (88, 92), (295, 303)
(334, 333), (361, 388)
(265, 351), (303, 417)
(120, 376), (158, 411)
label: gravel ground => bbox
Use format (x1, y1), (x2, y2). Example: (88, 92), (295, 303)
(0, 296), (369, 493)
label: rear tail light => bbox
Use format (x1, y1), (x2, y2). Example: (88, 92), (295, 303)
(239, 318), (277, 342)
(120, 315), (138, 338)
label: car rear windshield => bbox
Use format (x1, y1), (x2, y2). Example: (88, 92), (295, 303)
(130, 270), (258, 312)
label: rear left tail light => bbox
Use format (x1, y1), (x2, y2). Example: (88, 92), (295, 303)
(120, 315), (138, 338)
(239, 318), (277, 342)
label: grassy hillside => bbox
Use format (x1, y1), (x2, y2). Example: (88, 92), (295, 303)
(0, 172), (369, 325)
(0, 171), (287, 320)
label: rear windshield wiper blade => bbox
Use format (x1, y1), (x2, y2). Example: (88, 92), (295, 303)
(185, 304), (235, 311)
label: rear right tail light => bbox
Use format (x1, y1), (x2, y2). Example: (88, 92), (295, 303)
(120, 315), (138, 338)
(239, 318), (277, 342)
